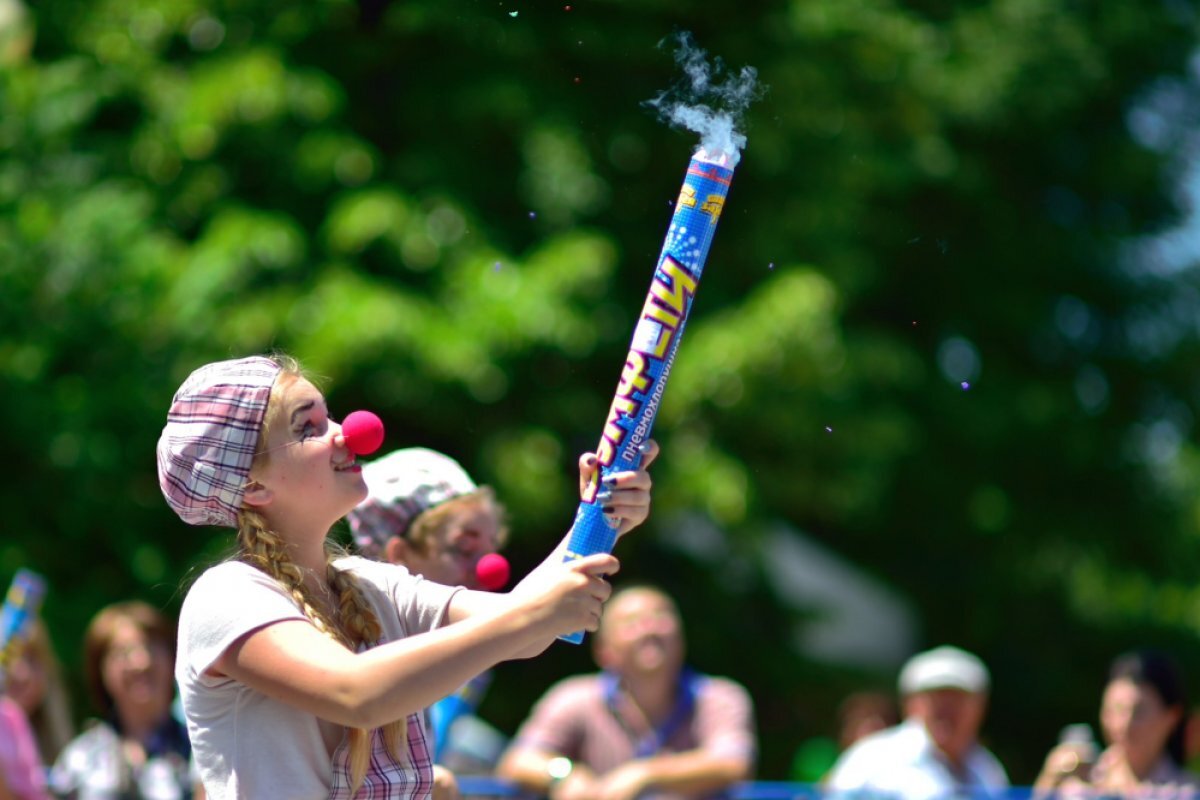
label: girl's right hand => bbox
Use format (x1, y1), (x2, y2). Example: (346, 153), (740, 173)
(510, 552), (618, 643)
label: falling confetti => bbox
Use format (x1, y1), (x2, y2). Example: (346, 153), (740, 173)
(824, 426), (833, 433)
(573, 76), (581, 84)
(509, 10), (518, 16)
(960, 381), (970, 391)
(494, 261), (503, 272)
(768, 262), (775, 270)
(528, 211), (537, 219)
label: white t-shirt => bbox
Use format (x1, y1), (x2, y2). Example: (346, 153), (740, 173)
(176, 556), (459, 800)
(826, 719), (1009, 800)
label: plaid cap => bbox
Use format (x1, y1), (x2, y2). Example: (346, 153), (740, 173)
(156, 356), (282, 528)
(348, 447), (477, 556)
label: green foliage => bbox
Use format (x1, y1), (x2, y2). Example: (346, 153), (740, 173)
(3, 0), (1200, 782)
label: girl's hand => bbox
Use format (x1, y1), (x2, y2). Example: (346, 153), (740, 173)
(578, 439), (659, 538)
(510, 552), (618, 644)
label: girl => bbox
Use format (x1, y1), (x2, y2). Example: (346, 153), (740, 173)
(156, 355), (654, 799)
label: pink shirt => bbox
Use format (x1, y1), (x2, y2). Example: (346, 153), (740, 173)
(509, 671), (756, 786)
(0, 695), (50, 800)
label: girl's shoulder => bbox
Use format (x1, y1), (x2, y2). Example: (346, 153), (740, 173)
(332, 554), (415, 591)
(181, 560), (292, 613)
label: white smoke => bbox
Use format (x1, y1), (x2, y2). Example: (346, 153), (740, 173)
(644, 31), (763, 168)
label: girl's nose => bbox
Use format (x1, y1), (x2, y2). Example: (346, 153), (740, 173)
(330, 421), (347, 449)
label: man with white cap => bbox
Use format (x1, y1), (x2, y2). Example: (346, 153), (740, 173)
(826, 645), (1009, 800)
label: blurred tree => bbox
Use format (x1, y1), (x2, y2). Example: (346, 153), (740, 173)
(2, 0), (1200, 781)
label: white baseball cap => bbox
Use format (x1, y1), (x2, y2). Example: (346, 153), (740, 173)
(898, 645), (990, 695)
(347, 447), (478, 556)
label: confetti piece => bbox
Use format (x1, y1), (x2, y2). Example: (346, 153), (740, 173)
(960, 381), (970, 391)
(509, 10), (518, 16)
(825, 426), (833, 433)
(768, 262), (775, 270)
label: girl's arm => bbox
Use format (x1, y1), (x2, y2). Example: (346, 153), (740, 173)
(212, 552), (616, 730)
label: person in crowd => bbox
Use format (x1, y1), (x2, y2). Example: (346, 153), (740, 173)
(5, 619), (75, 766)
(156, 354), (654, 799)
(835, 690), (900, 752)
(49, 601), (193, 800)
(495, 584), (756, 800)
(349, 447), (508, 591)
(347, 447), (515, 780)
(0, 662), (51, 800)
(1034, 649), (1198, 795)
(790, 690), (900, 784)
(825, 644), (1008, 800)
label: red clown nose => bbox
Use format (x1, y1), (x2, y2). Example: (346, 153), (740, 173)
(341, 411), (385, 456)
(475, 553), (511, 591)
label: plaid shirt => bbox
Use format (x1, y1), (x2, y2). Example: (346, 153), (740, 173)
(327, 713), (434, 800)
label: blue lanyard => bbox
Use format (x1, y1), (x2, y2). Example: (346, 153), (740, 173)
(600, 668), (703, 758)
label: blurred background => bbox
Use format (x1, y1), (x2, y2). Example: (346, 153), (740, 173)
(5, 0), (1200, 784)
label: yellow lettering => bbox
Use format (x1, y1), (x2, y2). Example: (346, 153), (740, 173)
(649, 325), (675, 359)
(617, 352), (650, 396)
(641, 292), (681, 328)
(650, 258), (698, 316)
(676, 185), (697, 209)
(700, 194), (724, 222)
(596, 437), (614, 466)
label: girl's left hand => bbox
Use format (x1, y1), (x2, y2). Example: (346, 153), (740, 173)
(578, 439), (659, 537)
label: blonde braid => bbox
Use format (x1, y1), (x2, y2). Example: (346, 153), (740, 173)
(327, 552), (411, 776)
(237, 509), (349, 647)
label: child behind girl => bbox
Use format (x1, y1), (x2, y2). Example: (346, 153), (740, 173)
(156, 355), (654, 800)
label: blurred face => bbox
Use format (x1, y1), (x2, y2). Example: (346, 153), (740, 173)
(6, 650), (46, 716)
(401, 499), (502, 588)
(906, 688), (987, 764)
(102, 620), (173, 721)
(251, 377), (368, 525)
(1100, 677), (1181, 771)
(596, 589), (684, 678)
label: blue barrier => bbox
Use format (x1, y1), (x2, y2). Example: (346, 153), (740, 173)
(454, 777), (1039, 800)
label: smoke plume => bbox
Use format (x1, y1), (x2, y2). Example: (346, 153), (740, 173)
(644, 31), (763, 167)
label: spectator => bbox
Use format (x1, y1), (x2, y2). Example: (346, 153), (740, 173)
(347, 447), (514, 778)
(826, 645), (1008, 800)
(496, 584), (756, 800)
(349, 447), (508, 591)
(836, 691), (900, 752)
(1034, 649), (1198, 795)
(790, 691), (899, 784)
(49, 601), (193, 800)
(5, 619), (74, 765)
(1, 678), (51, 800)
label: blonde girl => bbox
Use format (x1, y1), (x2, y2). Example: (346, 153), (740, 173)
(156, 355), (654, 799)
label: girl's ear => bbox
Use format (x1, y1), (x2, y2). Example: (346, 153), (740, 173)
(243, 480), (273, 508)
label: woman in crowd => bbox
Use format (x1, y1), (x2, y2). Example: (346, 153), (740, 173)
(50, 601), (193, 800)
(1035, 649), (1198, 796)
(5, 620), (75, 766)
